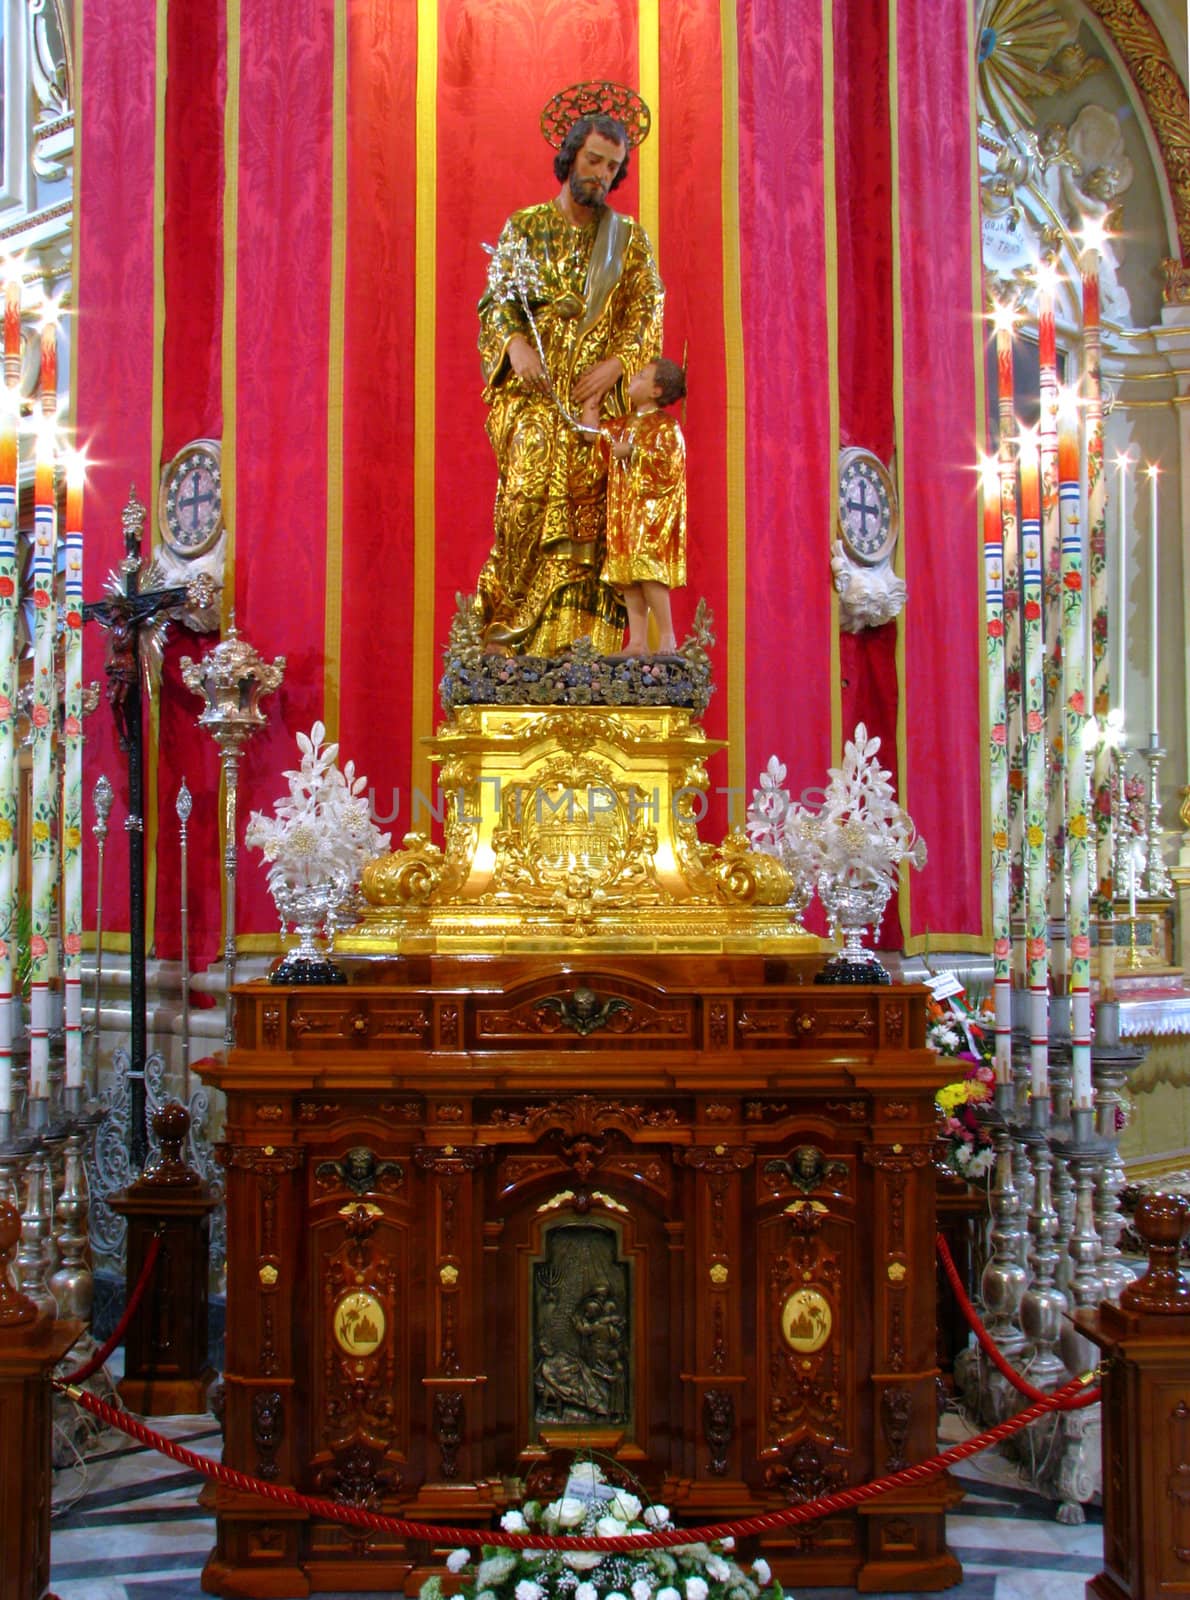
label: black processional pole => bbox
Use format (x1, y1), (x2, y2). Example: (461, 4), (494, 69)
(82, 490), (211, 1170)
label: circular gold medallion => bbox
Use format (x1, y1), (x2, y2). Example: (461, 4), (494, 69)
(780, 1286), (833, 1353)
(333, 1290), (386, 1357)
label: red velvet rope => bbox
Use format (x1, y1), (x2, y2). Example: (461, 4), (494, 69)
(56, 1371), (1100, 1550)
(934, 1230), (1089, 1407)
(61, 1230), (164, 1385)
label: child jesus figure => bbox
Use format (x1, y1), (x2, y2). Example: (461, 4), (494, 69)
(580, 357), (687, 656)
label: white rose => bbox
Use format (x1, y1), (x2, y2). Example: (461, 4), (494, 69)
(643, 1505), (671, 1528)
(556, 1496), (588, 1529)
(515, 1582), (542, 1600)
(564, 1553), (603, 1573)
(719, 1537), (735, 1552)
(705, 1556), (730, 1582)
(685, 1580), (709, 1600)
(500, 1511), (528, 1533)
(576, 1585), (599, 1600)
(657, 1588), (682, 1600)
(446, 1550), (471, 1574)
(606, 1592), (628, 1600)
(597, 1516), (624, 1539)
(610, 1490), (643, 1522)
(632, 1581), (653, 1600)
(752, 1559), (771, 1585)
(568, 1463), (605, 1496)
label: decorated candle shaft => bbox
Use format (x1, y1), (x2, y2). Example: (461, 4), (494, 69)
(994, 305), (1025, 985)
(28, 422), (57, 1101)
(983, 460), (1013, 1085)
(1058, 396), (1093, 1111)
(1037, 267), (1066, 994)
(0, 314), (17, 1118)
(1147, 466), (1159, 739)
(1019, 431), (1049, 1098)
(62, 458), (84, 1089)
(1082, 245), (1114, 998)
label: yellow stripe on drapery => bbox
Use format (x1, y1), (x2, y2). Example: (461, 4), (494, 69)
(720, 0), (746, 812)
(637, 0), (660, 259)
(823, 0), (842, 763)
(219, 0), (241, 944)
(323, 0), (348, 741)
(146, 0), (168, 954)
(411, 0), (438, 808)
(888, 0), (912, 942)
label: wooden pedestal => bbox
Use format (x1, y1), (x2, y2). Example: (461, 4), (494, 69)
(110, 1102), (218, 1415)
(199, 955), (963, 1597)
(1076, 1192), (1190, 1600)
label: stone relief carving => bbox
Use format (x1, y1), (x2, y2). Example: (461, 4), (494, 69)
(532, 1223), (631, 1427)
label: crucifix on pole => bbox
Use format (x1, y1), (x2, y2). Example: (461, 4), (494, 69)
(83, 488), (216, 1169)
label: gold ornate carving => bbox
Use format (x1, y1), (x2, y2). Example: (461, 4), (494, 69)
(887, 1261), (907, 1283)
(341, 705), (814, 954)
(780, 1287), (834, 1353)
(709, 1263), (729, 1285)
(258, 1263), (279, 1286)
(439, 1263), (459, 1286)
(1080, 0), (1190, 271)
(333, 1290), (387, 1357)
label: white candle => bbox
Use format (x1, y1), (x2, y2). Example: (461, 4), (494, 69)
(1115, 458), (1128, 735)
(1148, 464), (1159, 740)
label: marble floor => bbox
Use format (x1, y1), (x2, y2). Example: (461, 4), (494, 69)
(49, 1410), (1105, 1600)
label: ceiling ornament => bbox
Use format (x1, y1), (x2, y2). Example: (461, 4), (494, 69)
(976, 0), (1101, 134)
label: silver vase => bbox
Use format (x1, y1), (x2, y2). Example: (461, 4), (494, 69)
(815, 867), (893, 984)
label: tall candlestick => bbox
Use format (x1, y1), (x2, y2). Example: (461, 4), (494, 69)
(1147, 464), (1159, 740)
(62, 451), (84, 1091)
(982, 455), (1013, 1086)
(0, 350), (16, 1130)
(1057, 387), (1093, 1112)
(1019, 427), (1049, 1099)
(1081, 230), (1113, 1004)
(1037, 267), (1065, 999)
(28, 420), (57, 1103)
(1114, 456), (1130, 736)
(993, 298), (1025, 988)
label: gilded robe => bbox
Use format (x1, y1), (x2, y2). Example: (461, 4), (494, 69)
(476, 201), (663, 654)
(598, 410), (687, 589)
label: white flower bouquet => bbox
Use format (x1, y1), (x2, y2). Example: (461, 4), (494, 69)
(244, 722), (390, 980)
(421, 1462), (784, 1600)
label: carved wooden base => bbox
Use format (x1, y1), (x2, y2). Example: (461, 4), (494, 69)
(199, 958), (962, 1596)
(0, 1319), (82, 1600)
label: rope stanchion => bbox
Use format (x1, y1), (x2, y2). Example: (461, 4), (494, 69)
(61, 1228), (164, 1385)
(56, 1367), (1100, 1552)
(935, 1230), (1092, 1407)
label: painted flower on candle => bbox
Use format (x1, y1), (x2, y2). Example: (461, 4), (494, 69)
(65, 608), (82, 629)
(63, 714), (81, 737)
(993, 829), (1009, 851)
(31, 820), (49, 841)
(29, 934), (46, 958)
(30, 703), (49, 727)
(1068, 690), (1085, 715)
(0, 576), (13, 598)
(1027, 937), (1047, 961)
(991, 722), (1006, 745)
(1063, 570), (1082, 590)
(1009, 768), (1024, 791)
(0, 939), (7, 959)
(32, 587), (50, 608)
(63, 933), (82, 955)
(1095, 690), (1109, 716)
(63, 825), (81, 849)
(0, 696), (9, 719)
(987, 617), (1004, 638)
(994, 937), (1012, 958)
(1069, 813), (1088, 839)
(1071, 935), (1091, 959)
(1026, 710), (1043, 734)
(1027, 824), (1044, 848)
(0, 819), (10, 841)
(1024, 599), (1041, 621)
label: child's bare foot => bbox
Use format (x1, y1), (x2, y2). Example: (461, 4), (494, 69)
(654, 633), (677, 654)
(623, 642), (648, 658)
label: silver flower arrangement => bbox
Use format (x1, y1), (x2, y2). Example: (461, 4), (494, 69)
(747, 723), (926, 981)
(245, 722), (390, 982)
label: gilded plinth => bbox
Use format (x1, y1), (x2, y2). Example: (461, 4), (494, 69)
(340, 703), (814, 954)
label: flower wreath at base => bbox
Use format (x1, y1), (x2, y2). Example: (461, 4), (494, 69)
(421, 1461), (786, 1600)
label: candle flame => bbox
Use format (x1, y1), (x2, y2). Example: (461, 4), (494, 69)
(990, 298), (1019, 336)
(1056, 384), (1080, 425)
(1017, 424), (1040, 457)
(1113, 449), (1136, 473)
(37, 296), (60, 333)
(62, 445), (88, 488)
(1034, 260), (1060, 298)
(1078, 216), (1109, 258)
(1, 253), (26, 285)
(1145, 461), (1160, 480)
(978, 454), (999, 496)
